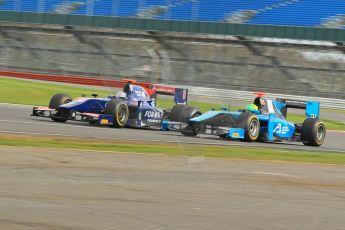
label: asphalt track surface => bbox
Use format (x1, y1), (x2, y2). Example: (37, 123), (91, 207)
(1, 104), (345, 229)
(0, 103), (345, 152)
(0, 104), (345, 152)
(1, 146), (345, 229)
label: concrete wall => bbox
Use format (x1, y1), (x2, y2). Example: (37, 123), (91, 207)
(0, 24), (344, 98)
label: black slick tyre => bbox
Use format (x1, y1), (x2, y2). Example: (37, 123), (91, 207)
(169, 105), (201, 136)
(301, 118), (326, 147)
(168, 104), (186, 122)
(105, 99), (129, 128)
(49, 93), (72, 122)
(236, 112), (260, 142)
(180, 107), (202, 137)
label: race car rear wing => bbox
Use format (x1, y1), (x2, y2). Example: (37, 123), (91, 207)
(122, 79), (188, 105)
(153, 85), (188, 104)
(276, 98), (320, 118)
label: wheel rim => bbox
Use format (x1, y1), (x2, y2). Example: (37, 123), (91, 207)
(316, 124), (325, 141)
(249, 119), (259, 137)
(63, 99), (72, 104)
(118, 105), (127, 124)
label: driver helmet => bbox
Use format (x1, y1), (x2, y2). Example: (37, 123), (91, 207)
(246, 103), (259, 112)
(123, 83), (131, 95)
(116, 91), (127, 99)
(253, 97), (266, 109)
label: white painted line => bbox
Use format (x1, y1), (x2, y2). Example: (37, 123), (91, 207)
(0, 130), (77, 138)
(0, 103), (34, 108)
(0, 119), (102, 130)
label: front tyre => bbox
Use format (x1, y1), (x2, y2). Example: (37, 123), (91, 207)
(105, 99), (129, 128)
(49, 93), (72, 122)
(244, 114), (260, 142)
(301, 118), (326, 147)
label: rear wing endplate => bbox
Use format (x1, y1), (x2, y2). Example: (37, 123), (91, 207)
(153, 86), (188, 104)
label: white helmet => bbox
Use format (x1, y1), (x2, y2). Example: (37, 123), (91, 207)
(116, 91), (127, 98)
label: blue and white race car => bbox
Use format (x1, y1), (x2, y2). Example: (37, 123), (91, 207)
(163, 94), (326, 147)
(32, 80), (201, 129)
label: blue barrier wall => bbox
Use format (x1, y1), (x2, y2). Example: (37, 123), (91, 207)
(1, 0), (344, 27)
(1, 11), (345, 42)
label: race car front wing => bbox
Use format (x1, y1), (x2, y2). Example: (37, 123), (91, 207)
(161, 120), (245, 139)
(31, 106), (115, 125)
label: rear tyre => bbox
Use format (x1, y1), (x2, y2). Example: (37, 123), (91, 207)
(180, 108), (202, 137)
(105, 99), (129, 128)
(168, 104), (186, 122)
(169, 105), (201, 136)
(301, 118), (326, 147)
(49, 93), (72, 122)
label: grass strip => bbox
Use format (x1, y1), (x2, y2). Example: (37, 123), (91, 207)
(0, 134), (344, 164)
